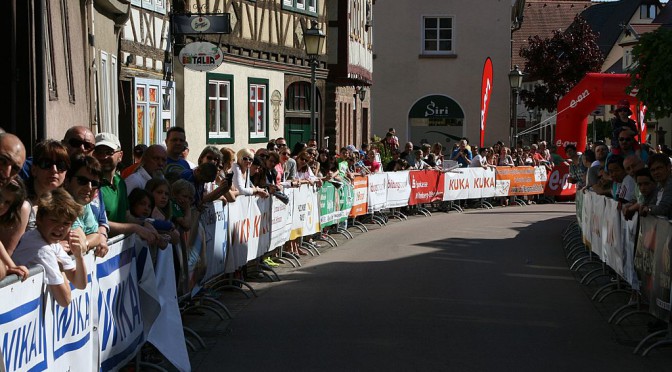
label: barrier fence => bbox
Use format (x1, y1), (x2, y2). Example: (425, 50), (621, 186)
(574, 190), (672, 323)
(1, 165), (574, 371)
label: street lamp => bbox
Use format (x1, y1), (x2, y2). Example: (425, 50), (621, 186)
(508, 65), (524, 148)
(304, 21), (326, 147)
(357, 86), (367, 102)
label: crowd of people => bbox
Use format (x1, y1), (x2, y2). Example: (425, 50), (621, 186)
(2, 103), (672, 307)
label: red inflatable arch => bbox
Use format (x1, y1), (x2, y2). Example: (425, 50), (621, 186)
(554, 73), (644, 157)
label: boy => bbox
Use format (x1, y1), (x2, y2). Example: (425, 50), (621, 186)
(12, 188), (88, 307)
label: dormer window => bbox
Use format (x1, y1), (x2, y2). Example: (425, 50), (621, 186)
(640, 4), (657, 20)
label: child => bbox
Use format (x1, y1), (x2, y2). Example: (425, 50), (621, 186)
(170, 179), (195, 232)
(128, 188), (171, 250)
(145, 177), (180, 246)
(0, 178), (31, 256)
(0, 179), (30, 280)
(12, 188), (87, 307)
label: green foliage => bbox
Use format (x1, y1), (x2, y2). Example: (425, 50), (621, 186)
(370, 134), (393, 166)
(587, 118), (609, 142)
(629, 28), (672, 120)
(519, 15), (604, 112)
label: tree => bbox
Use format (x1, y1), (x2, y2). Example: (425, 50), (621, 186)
(518, 15), (604, 112)
(628, 27), (672, 120)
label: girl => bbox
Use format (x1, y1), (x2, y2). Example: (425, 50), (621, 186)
(0, 178), (31, 255)
(128, 188), (171, 250)
(145, 177), (180, 246)
(170, 179), (195, 232)
(0, 179), (30, 280)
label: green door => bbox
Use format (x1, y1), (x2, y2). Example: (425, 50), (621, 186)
(285, 118), (312, 151)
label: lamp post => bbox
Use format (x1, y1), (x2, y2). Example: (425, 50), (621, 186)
(508, 65), (524, 148)
(303, 21), (326, 147)
(357, 87), (367, 146)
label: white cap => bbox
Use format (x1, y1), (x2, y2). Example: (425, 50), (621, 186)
(95, 132), (121, 150)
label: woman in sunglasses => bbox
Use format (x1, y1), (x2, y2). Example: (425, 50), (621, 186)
(232, 148), (269, 198)
(25, 139), (71, 231)
(63, 155), (106, 255)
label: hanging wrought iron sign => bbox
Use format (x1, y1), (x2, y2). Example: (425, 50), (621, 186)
(172, 14), (231, 34)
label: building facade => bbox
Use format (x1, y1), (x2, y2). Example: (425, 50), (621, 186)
(371, 0), (512, 150)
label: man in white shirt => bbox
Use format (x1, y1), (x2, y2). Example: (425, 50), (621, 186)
(125, 144), (168, 195)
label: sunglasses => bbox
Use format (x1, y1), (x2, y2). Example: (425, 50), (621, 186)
(93, 147), (120, 157)
(73, 175), (102, 189)
(67, 138), (95, 151)
(36, 158), (68, 172)
(242, 157), (253, 162)
(276, 144), (287, 147)
(618, 137), (632, 142)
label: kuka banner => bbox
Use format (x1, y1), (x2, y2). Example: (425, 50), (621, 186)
(480, 57), (493, 148)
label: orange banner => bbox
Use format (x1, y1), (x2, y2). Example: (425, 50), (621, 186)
(349, 176), (368, 217)
(495, 166), (545, 196)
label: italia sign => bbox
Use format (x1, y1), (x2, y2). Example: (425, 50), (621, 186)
(178, 41), (223, 72)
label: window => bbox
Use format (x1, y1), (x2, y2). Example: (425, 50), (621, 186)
(422, 16), (454, 55)
(249, 78), (268, 142)
(282, 0), (317, 16)
(206, 73), (234, 144)
(286, 82), (310, 111)
(134, 78), (162, 145)
(131, 0), (167, 15)
(60, 0), (75, 103)
(640, 5), (656, 19)
(44, 0), (57, 100)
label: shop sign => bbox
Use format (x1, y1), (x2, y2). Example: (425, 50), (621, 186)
(179, 41), (223, 72)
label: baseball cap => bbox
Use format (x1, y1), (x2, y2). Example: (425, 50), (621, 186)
(95, 132), (121, 150)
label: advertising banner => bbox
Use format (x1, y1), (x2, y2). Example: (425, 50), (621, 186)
(337, 181), (354, 223)
(0, 270), (47, 372)
(367, 173), (388, 212)
(349, 176), (368, 217)
(319, 182), (339, 228)
(97, 240), (145, 372)
(408, 170), (444, 205)
(544, 163), (576, 197)
(495, 166), (545, 196)
(385, 171), (410, 208)
(270, 188), (292, 250)
(201, 201), (229, 281)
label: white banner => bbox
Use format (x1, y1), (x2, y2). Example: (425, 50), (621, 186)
(147, 246), (191, 372)
(581, 191), (592, 246)
(270, 189), (292, 250)
(385, 171), (410, 208)
(0, 270), (47, 372)
(44, 253), (96, 372)
(602, 199), (622, 275)
(589, 193), (605, 259)
(444, 170), (470, 201)
(97, 239), (145, 372)
(367, 173), (387, 212)
(201, 201), (229, 280)
(622, 213), (639, 289)
(290, 185), (319, 239)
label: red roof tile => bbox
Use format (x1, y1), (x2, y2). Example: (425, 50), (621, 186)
(512, 0), (594, 69)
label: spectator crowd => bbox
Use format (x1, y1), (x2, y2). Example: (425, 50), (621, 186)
(1, 113), (672, 308)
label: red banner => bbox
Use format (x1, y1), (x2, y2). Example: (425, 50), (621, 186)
(543, 163), (576, 197)
(480, 57), (493, 148)
(408, 170), (444, 205)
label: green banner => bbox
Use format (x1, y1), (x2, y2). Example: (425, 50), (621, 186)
(338, 182), (354, 223)
(319, 182), (338, 228)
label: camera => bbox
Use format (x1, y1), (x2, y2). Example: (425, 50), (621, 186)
(272, 191), (290, 205)
(224, 172), (234, 184)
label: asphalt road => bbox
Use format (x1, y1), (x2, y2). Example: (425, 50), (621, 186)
(182, 203), (672, 372)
